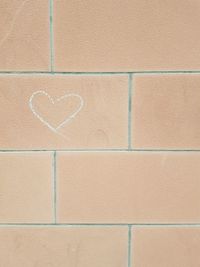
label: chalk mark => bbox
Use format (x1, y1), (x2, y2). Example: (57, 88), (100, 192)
(0, 0), (30, 48)
(29, 90), (84, 138)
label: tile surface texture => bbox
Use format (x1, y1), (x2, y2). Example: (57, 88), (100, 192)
(0, 0), (200, 266)
(132, 74), (200, 149)
(0, 153), (52, 223)
(0, 227), (127, 267)
(133, 227), (200, 267)
(57, 152), (200, 223)
(0, 75), (128, 149)
(0, 0), (50, 71)
(54, 0), (200, 71)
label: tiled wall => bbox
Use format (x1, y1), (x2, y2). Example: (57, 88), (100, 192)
(1, 0), (200, 266)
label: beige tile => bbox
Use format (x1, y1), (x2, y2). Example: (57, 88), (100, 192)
(133, 227), (200, 267)
(0, 75), (128, 149)
(54, 0), (200, 71)
(132, 74), (200, 149)
(0, 227), (127, 267)
(0, 153), (52, 222)
(58, 152), (200, 223)
(0, 0), (49, 71)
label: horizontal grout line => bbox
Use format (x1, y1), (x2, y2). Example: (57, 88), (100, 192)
(1, 149), (200, 153)
(0, 71), (127, 75)
(132, 149), (200, 152)
(0, 223), (128, 227)
(0, 148), (129, 152)
(0, 70), (200, 75)
(0, 223), (200, 227)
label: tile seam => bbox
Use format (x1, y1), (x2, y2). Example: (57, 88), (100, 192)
(0, 223), (199, 227)
(2, 149), (200, 152)
(128, 225), (132, 267)
(0, 71), (200, 75)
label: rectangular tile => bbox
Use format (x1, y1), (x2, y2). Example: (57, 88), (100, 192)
(132, 74), (200, 149)
(133, 227), (200, 267)
(0, 227), (127, 267)
(54, 0), (200, 71)
(0, 75), (128, 149)
(57, 152), (200, 223)
(0, 153), (52, 222)
(0, 0), (49, 71)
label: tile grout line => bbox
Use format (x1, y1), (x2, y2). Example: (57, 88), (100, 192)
(128, 74), (132, 150)
(2, 149), (200, 152)
(53, 151), (57, 223)
(49, 0), (54, 71)
(128, 225), (132, 267)
(0, 223), (200, 227)
(1, 70), (200, 75)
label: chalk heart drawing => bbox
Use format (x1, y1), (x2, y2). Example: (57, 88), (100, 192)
(29, 90), (84, 137)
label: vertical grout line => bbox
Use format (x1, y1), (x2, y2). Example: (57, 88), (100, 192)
(128, 225), (132, 267)
(128, 73), (133, 150)
(49, 0), (54, 71)
(53, 151), (57, 223)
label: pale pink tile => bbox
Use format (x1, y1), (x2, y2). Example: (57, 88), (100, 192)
(0, 75), (128, 149)
(0, 227), (127, 267)
(0, 153), (52, 222)
(0, 0), (50, 71)
(54, 0), (200, 71)
(132, 74), (200, 149)
(133, 227), (200, 267)
(57, 152), (200, 223)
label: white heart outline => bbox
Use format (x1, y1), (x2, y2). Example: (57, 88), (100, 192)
(29, 90), (84, 135)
